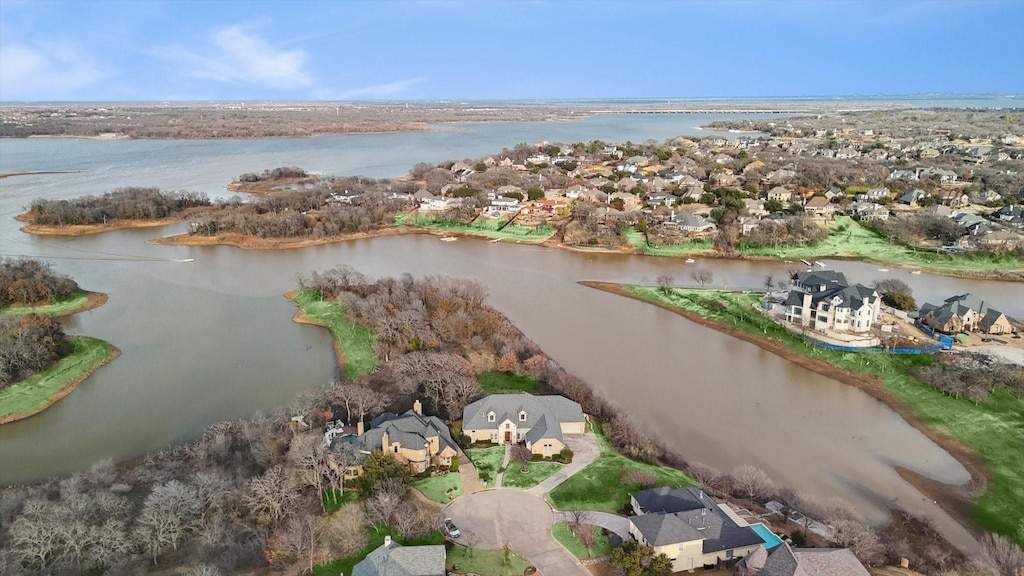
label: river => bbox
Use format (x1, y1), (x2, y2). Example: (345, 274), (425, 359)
(2, 114), (1021, 553)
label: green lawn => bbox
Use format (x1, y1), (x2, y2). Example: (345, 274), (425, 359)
(321, 489), (358, 514)
(501, 461), (562, 489)
(738, 216), (1019, 272)
(314, 525), (444, 576)
(291, 289), (378, 380)
(1, 290), (92, 316)
(466, 446), (505, 488)
(547, 421), (696, 512)
(478, 371), (539, 394)
(624, 285), (1024, 546)
(413, 472), (463, 503)
(624, 227), (713, 257)
(552, 522), (614, 559)
(0, 335), (114, 421)
(446, 544), (533, 576)
(396, 214), (555, 243)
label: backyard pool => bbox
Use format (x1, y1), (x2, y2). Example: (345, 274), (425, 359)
(751, 523), (783, 549)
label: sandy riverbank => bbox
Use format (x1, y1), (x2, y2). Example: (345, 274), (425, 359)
(16, 212), (188, 236)
(579, 280), (991, 541)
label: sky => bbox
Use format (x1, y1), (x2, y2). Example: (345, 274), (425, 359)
(1, 0), (1022, 102)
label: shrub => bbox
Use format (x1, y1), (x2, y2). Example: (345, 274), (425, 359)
(790, 529), (807, 546)
(559, 449), (574, 463)
(622, 469), (658, 488)
(450, 456), (459, 469)
(531, 454), (544, 462)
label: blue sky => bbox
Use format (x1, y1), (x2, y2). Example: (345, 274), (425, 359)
(1, 0), (1022, 101)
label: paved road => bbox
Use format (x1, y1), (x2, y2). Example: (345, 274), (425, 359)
(444, 489), (590, 576)
(527, 433), (601, 497)
(555, 510), (631, 541)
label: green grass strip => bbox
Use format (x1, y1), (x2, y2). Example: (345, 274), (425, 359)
(1, 290), (91, 316)
(396, 214), (555, 243)
(466, 446), (505, 487)
(552, 521), (614, 559)
(0, 335), (115, 421)
(623, 227), (712, 256)
(321, 489), (358, 514)
(413, 472), (464, 503)
(501, 461), (562, 489)
(478, 371), (539, 394)
(446, 544), (533, 576)
(291, 289), (378, 380)
(547, 420), (696, 512)
(624, 285), (1024, 546)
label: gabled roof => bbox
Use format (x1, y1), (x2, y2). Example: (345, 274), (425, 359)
(352, 541), (446, 576)
(462, 393), (585, 434)
(632, 486), (711, 514)
(630, 487), (763, 553)
(795, 270), (848, 291)
(741, 542), (870, 576)
(356, 410), (458, 457)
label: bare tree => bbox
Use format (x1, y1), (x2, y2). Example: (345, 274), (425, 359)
(136, 480), (203, 563)
(324, 503), (368, 559)
(511, 444), (532, 473)
(288, 433), (329, 511)
(363, 477), (407, 528)
(729, 465), (774, 501)
(831, 520), (886, 565)
(243, 466), (299, 526)
(351, 385), (389, 423)
(267, 513), (326, 573)
(621, 468), (658, 488)
(393, 504), (440, 540)
(655, 274), (675, 293)
(564, 509), (593, 530)
(687, 462), (724, 496)
(689, 267), (713, 288)
(763, 274), (775, 292)
(981, 533), (1024, 576)
(575, 523), (598, 558)
(326, 441), (363, 498)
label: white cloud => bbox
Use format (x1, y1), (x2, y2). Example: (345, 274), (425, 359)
(0, 42), (109, 100)
(336, 78), (425, 99)
(154, 25), (311, 89)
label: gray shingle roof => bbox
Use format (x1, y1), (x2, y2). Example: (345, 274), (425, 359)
(354, 410), (457, 457)
(352, 542), (446, 576)
(632, 486), (711, 514)
(462, 393), (584, 434)
(795, 271), (848, 292)
(629, 488), (763, 553)
(741, 543), (871, 576)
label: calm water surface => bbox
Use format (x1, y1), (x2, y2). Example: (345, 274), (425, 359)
(2, 115), (1020, 553)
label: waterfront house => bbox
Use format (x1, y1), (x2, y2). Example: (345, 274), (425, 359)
(354, 401), (458, 474)
(803, 196), (835, 218)
(352, 536), (445, 576)
(462, 393), (585, 456)
(736, 542), (870, 576)
(628, 487), (765, 571)
(918, 294), (1015, 335)
(665, 212), (717, 233)
(784, 271), (881, 333)
(897, 189), (929, 206)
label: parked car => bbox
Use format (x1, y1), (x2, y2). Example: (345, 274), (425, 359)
(443, 518), (460, 538)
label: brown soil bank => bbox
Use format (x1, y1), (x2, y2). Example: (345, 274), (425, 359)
(580, 280), (990, 540)
(225, 175), (321, 196)
(17, 212), (185, 236)
(0, 345), (121, 425)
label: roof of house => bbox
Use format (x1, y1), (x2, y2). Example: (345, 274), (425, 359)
(352, 541), (446, 576)
(355, 410), (457, 457)
(630, 491), (763, 553)
(739, 543), (870, 576)
(978, 309), (1008, 331)
(632, 486), (712, 514)
(795, 270), (848, 291)
(462, 394), (585, 439)
(804, 196), (831, 209)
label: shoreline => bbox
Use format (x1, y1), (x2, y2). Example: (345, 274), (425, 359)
(1, 290), (108, 317)
(17, 214), (188, 236)
(0, 339), (121, 425)
(285, 289), (348, 370)
(0, 170), (83, 179)
(578, 280), (990, 543)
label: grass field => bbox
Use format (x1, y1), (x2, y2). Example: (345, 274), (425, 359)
(446, 544), (533, 576)
(623, 227), (712, 256)
(739, 216), (1020, 272)
(625, 285), (1024, 546)
(552, 522), (614, 559)
(291, 289), (378, 380)
(501, 461), (562, 489)
(547, 421), (696, 512)
(396, 213), (556, 243)
(0, 335), (114, 422)
(478, 371), (538, 394)
(321, 489), (358, 513)
(466, 446), (505, 487)
(0, 290), (91, 316)
(314, 525), (444, 576)
(413, 472), (463, 503)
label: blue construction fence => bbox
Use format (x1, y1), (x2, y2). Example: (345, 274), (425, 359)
(914, 320), (956, 349)
(802, 336), (947, 354)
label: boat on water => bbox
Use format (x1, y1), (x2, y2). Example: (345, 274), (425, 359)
(489, 238), (502, 243)
(440, 237), (457, 242)
(685, 258), (695, 264)
(877, 268), (889, 272)
(815, 261), (827, 268)
(800, 259), (812, 266)
(911, 270), (922, 274)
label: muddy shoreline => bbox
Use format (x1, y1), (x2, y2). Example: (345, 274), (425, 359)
(579, 280), (990, 543)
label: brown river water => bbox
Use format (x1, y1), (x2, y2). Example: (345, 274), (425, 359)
(2, 123), (1022, 554)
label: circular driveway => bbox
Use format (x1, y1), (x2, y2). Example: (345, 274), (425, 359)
(444, 489), (589, 576)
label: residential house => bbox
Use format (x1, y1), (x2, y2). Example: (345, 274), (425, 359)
(921, 204), (953, 218)
(665, 212), (717, 233)
(803, 196), (835, 218)
(610, 191), (642, 211)
(352, 536), (446, 576)
(415, 191), (452, 213)
(896, 189), (929, 206)
(970, 189), (1003, 205)
(647, 193), (678, 207)
(490, 197), (523, 213)
(766, 187), (795, 203)
(743, 198), (768, 217)
(861, 188), (891, 201)
(890, 168), (919, 182)
(919, 167), (958, 183)
(919, 294), (1015, 335)
(784, 271), (881, 333)
(526, 153), (551, 165)
(763, 168), (796, 184)
(355, 401), (459, 474)
(851, 202), (890, 222)
(990, 205), (1024, 227)
(462, 393), (585, 456)
(628, 487), (766, 571)
(736, 542), (870, 576)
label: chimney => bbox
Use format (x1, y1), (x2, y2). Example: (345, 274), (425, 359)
(413, 399), (422, 415)
(357, 421), (364, 435)
(384, 535), (392, 548)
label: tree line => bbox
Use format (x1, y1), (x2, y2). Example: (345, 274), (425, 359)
(1, 258), (79, 308)
(0, 315), (70, 390)
(25, 188), (211, 227)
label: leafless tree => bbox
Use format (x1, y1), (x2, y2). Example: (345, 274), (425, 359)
(363, 477), (407, 528)
(268, 513), (326, 573)
(243, 466), (299, 526)
(687, 462), (724, 496)
(831, 520), (886, 565)
(729, 465), (774, 501)
(564, 509), (593, 530)
(324, 504), (369, 559)
(763, 274), (775, 292)
(187, 565), (225, 576)
(351, 385), (389, 423)
(136, 480), (203, 562)
(621, 468), (658, 488)
(289, 433), (330, 512)
(689, 267), (713, 288)
(326, 441), (363, 497)
(575, 523), (598, 558)
(393, 504), (440, 540)
(981, 533), (1024, 576)
(655, 274), (675, 293)
(511, 444), (532, 472)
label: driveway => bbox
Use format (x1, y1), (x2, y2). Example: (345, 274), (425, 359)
(555, 510), (631, 541)
(444, 489), (589, 576)
(527, 433), (601, 497)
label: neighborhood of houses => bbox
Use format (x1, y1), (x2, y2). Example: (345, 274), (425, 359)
(319, 392), (879, 576)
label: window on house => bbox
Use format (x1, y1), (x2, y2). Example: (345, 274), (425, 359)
(519, 411), (527, 421)
(393, 446), (398, 453)
(487, 412), (495, 422)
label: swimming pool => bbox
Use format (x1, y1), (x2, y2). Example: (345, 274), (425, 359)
(751, 523), (783, 549)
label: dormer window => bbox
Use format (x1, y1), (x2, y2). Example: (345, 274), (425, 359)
(487, 411), (495, 423)
(519, 411), (527, 421)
